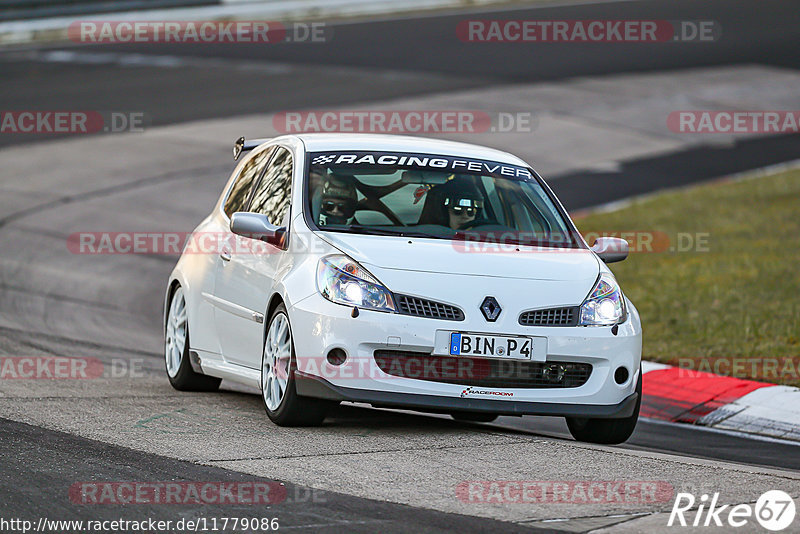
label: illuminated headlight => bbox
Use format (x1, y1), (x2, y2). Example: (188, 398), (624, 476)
(579, 273), (627, 326)
(317, 255), (396, 312)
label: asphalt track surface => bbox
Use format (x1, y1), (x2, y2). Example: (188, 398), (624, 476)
(0, 417), (541, 533)
(1, 0), (800, 532)
(1, 0), (800, 145)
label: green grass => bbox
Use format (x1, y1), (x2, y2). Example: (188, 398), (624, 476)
(575, 168), (800, 386)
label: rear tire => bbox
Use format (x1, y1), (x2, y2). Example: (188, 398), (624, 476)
(165, 285), (221, 392)
(261, 303), (332, 426)
(451, 412), (499, 423)
(566, 367), (641, 444)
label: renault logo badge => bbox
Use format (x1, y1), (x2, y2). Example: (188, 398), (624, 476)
(480, 296), (502, 322)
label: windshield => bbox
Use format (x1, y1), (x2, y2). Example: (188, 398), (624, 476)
(305, 150), (580, 248)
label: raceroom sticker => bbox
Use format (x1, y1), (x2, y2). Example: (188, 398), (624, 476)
(461, 386), (514, 398)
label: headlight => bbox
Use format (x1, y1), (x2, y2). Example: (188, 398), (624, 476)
(579, 273), (627, 326)
(316, 255), (396, 312)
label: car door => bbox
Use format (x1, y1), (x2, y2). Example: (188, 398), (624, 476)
(208, 145), (275, 364)
(214, 146), (294, 369)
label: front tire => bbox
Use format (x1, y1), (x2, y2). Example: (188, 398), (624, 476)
(165, 285), (221, 392)
(566, 367), (641, 444)
(261, 303), (331, 426)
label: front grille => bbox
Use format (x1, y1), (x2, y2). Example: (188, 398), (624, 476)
(519, 306), (579, 326)
(395, 294), (464, 321)
(374, 350), (592, 388)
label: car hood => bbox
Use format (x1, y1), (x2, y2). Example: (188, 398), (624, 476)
(318, 232), (599, 282)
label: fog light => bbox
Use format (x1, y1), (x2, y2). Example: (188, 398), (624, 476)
(326, 348), (347, 366)
(614, 366), (629, 384)
(543, 363), (565, 383)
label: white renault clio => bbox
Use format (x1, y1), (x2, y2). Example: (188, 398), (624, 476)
(165, 133), (642, 444)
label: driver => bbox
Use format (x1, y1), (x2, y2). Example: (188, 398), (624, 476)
(442, 184), (484, 230)
(318, 174), (357, 226)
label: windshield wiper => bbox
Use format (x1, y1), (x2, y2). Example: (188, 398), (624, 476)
(326, 225), (439, 239)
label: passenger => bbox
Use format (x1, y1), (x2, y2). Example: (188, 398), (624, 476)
(318, 175), (358, 226)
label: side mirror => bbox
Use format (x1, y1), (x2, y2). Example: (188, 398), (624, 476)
(591, 237), (628, 263)
(230, 212), (286, 248)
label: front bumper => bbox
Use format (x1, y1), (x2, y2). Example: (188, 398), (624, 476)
(296, 372), (640, 418)
(289, 291), (642, 408)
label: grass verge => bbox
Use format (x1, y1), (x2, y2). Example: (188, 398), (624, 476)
(575, 167), (800, 387)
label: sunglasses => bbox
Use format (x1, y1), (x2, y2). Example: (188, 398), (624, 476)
(322, 199), (355, 217)
(449, 206), (477, 217)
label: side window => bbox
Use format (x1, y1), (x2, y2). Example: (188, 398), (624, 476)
(249, 147), (293, 226)
(223, 147), (275, 218)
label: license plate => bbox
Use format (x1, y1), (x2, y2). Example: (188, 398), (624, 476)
(449, 332), (533, 360)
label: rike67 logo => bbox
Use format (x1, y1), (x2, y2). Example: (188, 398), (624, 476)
(669, 490), (796, 531)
